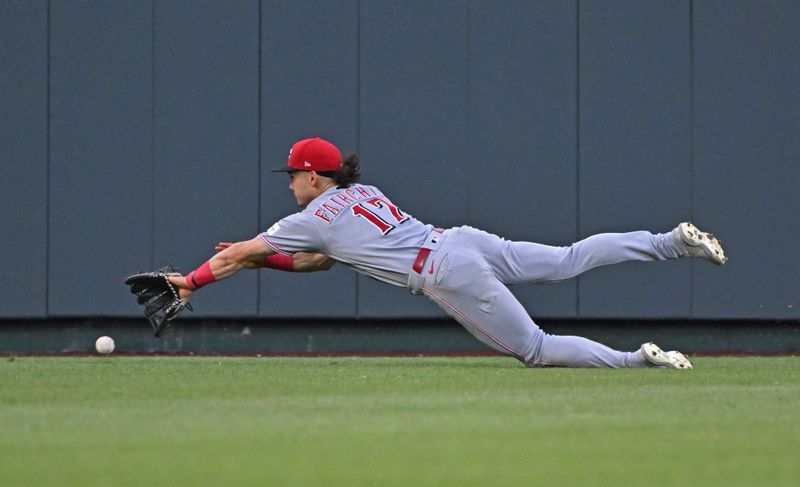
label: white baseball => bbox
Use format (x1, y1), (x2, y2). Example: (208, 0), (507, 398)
(95, 336), (115, 355)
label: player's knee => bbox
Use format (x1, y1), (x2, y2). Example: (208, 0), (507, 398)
(552, 246), (579, 280)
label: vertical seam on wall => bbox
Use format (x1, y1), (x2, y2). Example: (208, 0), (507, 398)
(46, 0), (51, 316)
(257, 0), (263, 316)
(354, 0), (361, 318)
(689, 0), (695, 317)
(575, 0), (581, 317)
(150, 0), (156, 269)
(465, 0), (471, 224)
(356, 0), (361, 158)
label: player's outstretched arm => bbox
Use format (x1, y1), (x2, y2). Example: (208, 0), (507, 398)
(215, 242), (336, 272)
(214, 242), (263, 269)
(292, 253), (336, 272)
(208, 237), (272, 277)
(169, 237), (271, 298)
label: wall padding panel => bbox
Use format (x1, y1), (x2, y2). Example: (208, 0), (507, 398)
(49, 1), (152, 315)
(259, 0), (358, 317)
(579, 0), (692, 318)
(0, 0), (47, 316)
(469, 0), (578, 318)
(693, 0), (800, 318)
(153, 0), (260, 317)
(358, 0), (469, 317)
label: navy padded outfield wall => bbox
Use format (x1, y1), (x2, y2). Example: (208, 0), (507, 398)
(0, 0), (797, 319)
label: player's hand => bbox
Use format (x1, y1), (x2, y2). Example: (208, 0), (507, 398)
(167, 275), (194, 300)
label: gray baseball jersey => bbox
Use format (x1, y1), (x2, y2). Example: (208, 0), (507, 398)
(260, 183), (692, 368)
(260, 184), (434, 287)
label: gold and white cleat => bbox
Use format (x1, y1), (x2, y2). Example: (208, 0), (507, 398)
(641, 342), (693, 369)
(677, 222), (727, 265)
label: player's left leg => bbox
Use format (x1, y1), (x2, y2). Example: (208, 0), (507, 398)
(496, 230), (684, 284)
(455, 224), (722, 285)
(421, 244), (649, 368)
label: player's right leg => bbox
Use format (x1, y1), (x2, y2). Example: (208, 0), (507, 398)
(640, 342), (693, 369)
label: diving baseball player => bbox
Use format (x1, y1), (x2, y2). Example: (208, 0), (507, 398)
(128, 137), (727, 368)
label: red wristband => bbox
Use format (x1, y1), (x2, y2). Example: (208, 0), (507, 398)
(185, 261), (217, 290)
(262, 253), (294, 272)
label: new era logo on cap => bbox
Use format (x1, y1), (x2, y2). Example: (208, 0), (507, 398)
(271, 137), (343, 173)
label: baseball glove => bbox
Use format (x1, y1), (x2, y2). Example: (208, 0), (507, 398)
(124, 266), (192, 337)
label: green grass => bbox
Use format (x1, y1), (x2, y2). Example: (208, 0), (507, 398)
(1, 357), (798, 486)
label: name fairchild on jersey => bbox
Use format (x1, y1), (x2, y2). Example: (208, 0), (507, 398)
(312, 185), (384, 223)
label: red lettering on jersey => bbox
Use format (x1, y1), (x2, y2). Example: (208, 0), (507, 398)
(345, 188), (358, 200)
(366, 197), (409, 224)
(313, 209), (331, 223)
(351, 197), (408, 235)
(336, 193), (354, 205)
(327, 197), (345, 209)
(321, 203), (340, 215)
(355, 186), (371, 198)
(352, 204), (393, 234)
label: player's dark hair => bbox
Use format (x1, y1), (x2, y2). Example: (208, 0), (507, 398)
(320, 153), (361, 188)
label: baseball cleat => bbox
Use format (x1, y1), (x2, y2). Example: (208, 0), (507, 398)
(676, 222), (727, 265)
(640, 342), (693, 369)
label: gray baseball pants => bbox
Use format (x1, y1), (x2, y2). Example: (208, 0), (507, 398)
(408, 226), (688, 368)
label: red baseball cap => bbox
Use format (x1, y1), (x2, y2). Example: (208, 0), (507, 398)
(271, 137), (342, 172)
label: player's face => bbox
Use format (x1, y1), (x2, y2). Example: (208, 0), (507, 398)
(288, 171), (316, 207)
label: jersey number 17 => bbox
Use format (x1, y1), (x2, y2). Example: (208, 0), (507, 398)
(351, 197), (409, 235)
